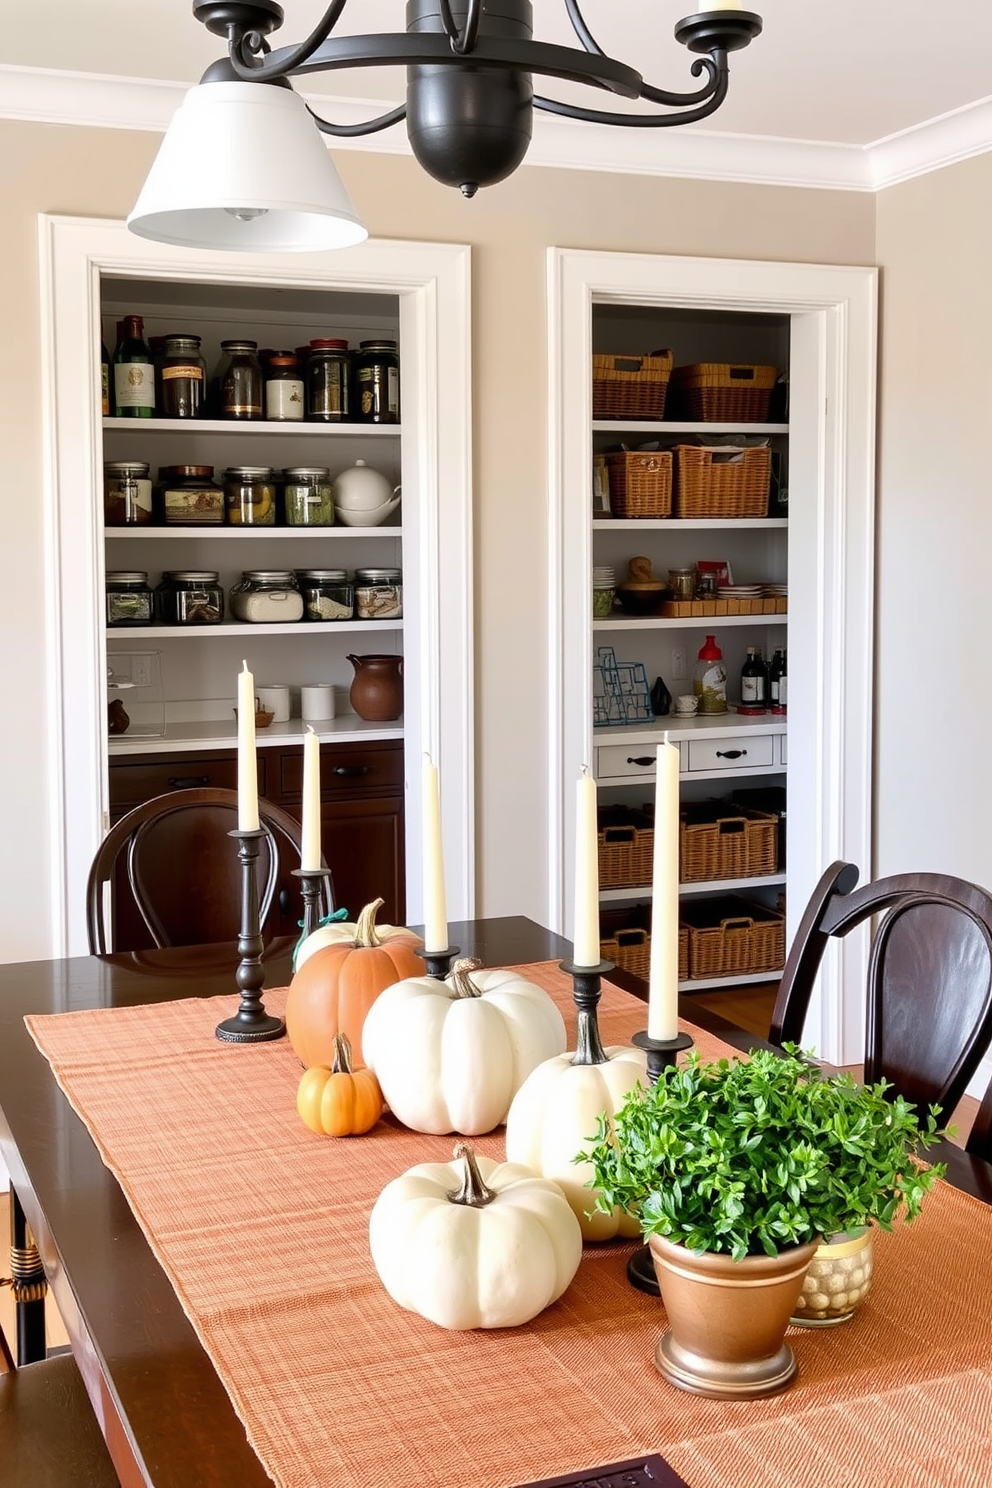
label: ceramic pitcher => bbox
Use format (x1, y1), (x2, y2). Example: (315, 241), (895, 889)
(347, 654), (403, 721)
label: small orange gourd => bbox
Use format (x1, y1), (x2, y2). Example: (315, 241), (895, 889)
(296, 1034), (384, 1137)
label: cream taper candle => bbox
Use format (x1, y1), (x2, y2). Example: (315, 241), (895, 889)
(648, 738), (681, 1040)
(573, 765), (601, 967)
(422, 755), (448, 952)
(237, 660), (260, 832)
(301, 727), (321, 872)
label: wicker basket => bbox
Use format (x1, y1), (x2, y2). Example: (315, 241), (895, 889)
(673, 444), (772, 519)
(604, 450), (673, 519)
(680, 895), (785, 980)
(670, 363), (778, 423)
(600, 924), (690, 983)
(679, 802), (779, 883)
(592, 351), (673, 421)
(598, 811), (654, 889)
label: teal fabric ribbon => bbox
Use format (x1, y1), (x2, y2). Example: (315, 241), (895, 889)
(292, 906), (350, 972)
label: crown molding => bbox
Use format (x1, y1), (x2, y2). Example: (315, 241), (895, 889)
(2, 63), (992, 194)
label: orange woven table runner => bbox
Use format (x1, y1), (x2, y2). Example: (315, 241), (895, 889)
(25, 962), (992, 1488)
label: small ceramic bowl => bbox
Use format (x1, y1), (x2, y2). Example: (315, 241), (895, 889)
(335, 499), (402, 528)
(674, 695), (699, 716)
(616, 584), (665, 617)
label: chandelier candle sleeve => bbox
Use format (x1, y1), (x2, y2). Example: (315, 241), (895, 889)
(301, 728), (321, 873)
(237, 660), (259, 832)
(573, 767), (601, 968)
(422, 757), (448, 953)
(648, 739), (680, 1041)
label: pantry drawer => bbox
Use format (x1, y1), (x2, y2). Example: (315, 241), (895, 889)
(108, 752), (257, 811)
(595, 744), (679, 782)
(686, 734), (776, 773)
(278, 740), (404, 801)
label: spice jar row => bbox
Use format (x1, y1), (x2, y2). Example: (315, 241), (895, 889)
(105, 464), (338, 528)
(103, 316), (399, 424)
(105, 568), (403, 627)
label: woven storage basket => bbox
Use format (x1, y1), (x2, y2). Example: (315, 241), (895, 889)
(673, 444), (772, 519)
(670, 362), (777, 423)
(679, 802), (778, 883)
(600, 925), (689, 983)
(592, 350), (673, 421)
(604, 450), (673, 519)
(598, 816), (654, 889)
(680, 895), (785, 980)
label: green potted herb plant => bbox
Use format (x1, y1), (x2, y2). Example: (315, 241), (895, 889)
(580, 1045), (945, 1399)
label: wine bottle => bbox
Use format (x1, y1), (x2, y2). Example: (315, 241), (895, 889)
(740, 646), (767, 711)
(769, 648), (787, 715)
(113, 314), (155, 418)
(100, 340), (111, 417)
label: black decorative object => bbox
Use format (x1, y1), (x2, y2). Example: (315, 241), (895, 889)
(651, 675), (672, 716)
(215, 828), (286, 1043)
(417, 945), (461, 980)
(626, 1027), (695, 1295)
(559, 958), (615, 1065)
(513, 1452), (691, 1488)
(292, 865), (335, 943)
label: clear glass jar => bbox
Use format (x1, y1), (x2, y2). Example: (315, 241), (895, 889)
(354, 567), (403, 619)
(217, 339), (263, 420)
(104, 462), (154, 526)
(229, 570), (304, 624)
(306, 338), (351, 422)
(283, 467), (335, 526)
(264, 351), (304, 421)
(354, 339), (399, 423)
(668, 567), (697, 602)
(297, 569), (354, 622)
(223, 466), (276, 526)
(155, 571), (225, 625)
(159, 334), (206, 418)
(106, 571), (153, 626)
(158, 464), (224, 526)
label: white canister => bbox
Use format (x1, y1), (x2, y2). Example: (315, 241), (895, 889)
(255, 685), (291, 723)
(300, 683), (336, 722)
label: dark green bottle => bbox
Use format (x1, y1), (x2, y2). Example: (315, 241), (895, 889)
(113, 314), (155, 418)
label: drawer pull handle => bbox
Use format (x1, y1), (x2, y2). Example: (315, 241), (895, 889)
(332, 765), (371, 777)
(715, 749), (746, 760)
(626, 756), (655, 767)
(168, 775), (210, 789)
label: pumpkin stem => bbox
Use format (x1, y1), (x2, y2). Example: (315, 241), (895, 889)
(354, 899), (385, 948)
(446, 1143), (497, 1207)
(331, 1033), (354, 1074)
(448, 957), (484, 999)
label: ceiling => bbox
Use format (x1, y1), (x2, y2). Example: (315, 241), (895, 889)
(3, 1), (992, 190)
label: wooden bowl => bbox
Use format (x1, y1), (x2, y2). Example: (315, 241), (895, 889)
(616, 584), (666, 617)
(233, 707), (276, 729)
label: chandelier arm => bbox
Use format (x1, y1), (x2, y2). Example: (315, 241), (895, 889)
(438, 0), (482, 55)
(560, 1), (721, 108)
(561, 0), (604, 57)
(305, 101), (407, 138)
(228, 0), (349, 80)
(534, 64), (729, 128)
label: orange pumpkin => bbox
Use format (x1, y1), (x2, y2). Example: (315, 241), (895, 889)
(286, 898), (424, 1067)
(296, 1034), (384, 1137)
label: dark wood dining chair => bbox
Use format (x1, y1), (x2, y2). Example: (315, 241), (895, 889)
(965, 1075), (992, 1163)
(770, 861), (992, 1127)
(86, 786), (335, 954)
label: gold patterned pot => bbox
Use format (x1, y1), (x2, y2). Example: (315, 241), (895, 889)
(648, 1232), (819, 1398)
(791, 1227), (874, 1327)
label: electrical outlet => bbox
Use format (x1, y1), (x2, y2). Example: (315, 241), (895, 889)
(131, 656), (150, 688)
(671, 646), (687, 681)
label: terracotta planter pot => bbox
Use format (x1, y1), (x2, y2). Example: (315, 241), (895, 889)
(648, 1232), (819, 1398)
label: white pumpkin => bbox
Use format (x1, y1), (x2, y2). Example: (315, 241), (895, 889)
(294, 899), (420, 971)
(504, 1041), (647, 1241)
(369, 1143), (582, 1329)
(361, 959), (567, 1135)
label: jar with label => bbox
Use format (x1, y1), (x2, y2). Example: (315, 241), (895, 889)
(229, 571), (304, 624)
(306, 339), (351, 422)
(692, 633), (728, 714)
(157, 465), (224, 526)
(668, 567), (697, 602)
(283, 467), (335, 526)
(223, 466), (276, 526)
(354, 567), (403, 620)
(104, 462), (154, 526)
(159, 334), (206, 418)
(354, 339), (399, 423)
(264, 351), (305, 421)
(217, 339), (263, 420)
(106, 571), (153, 627)
(155, 571), (225, 625)
(297, 569), (354, 622)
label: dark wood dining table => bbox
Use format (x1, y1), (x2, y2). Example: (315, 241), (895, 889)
(1, 916), (989, 1488)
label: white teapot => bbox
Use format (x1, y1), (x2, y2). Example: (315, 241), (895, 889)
(333, 459), (401, 527)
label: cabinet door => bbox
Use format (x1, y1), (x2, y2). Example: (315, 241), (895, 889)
(321, 796), (406, 925)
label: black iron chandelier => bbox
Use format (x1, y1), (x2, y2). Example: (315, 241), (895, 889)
(127, 1), (763, 253)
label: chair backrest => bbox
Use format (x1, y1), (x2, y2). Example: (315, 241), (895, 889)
(86, 787), (333, 954)
(966, 1075), (992, 1163)
(770, 861), (992, 1125)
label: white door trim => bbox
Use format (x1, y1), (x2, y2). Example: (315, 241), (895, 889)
(39, 217), (474, 956)
(547, 248), (877, 1065)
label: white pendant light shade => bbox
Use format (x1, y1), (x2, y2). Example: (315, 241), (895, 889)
(127, 81), (368, 253)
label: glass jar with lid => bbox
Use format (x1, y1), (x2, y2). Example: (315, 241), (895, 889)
(223, 466), (276, 526)
(297, 569), (354, 622)
(306, 338), (351, 422)
(283, 467), (335, 526)
(354, 567), (403, 620)
(104, 461), (154, 526)
(159, 334), (206, 418)
(155, 571), (225, 626)
(264, 351), (304, 421)
(157, 464), (224, 526)
(354, 340), (399, 423)
(229, 570), (304, 624)
(106, 571), (153, 626)
(216, 339), (263, 420)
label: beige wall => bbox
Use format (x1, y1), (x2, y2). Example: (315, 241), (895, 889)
(0, 119), (875, 959)
(875, 155), (992, 883)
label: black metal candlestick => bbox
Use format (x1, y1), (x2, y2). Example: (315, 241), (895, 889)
(560, 958), (614, 1062)
(215, 827), (286, 1043)
(417, 945), (461, 980)
(626, 1026), (695, 1295)
(292, 865), (335, 943)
